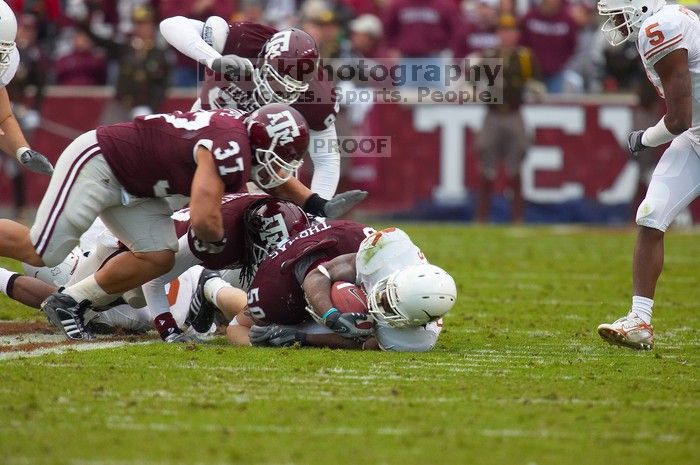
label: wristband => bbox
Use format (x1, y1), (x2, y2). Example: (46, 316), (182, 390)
(321, 307), (338, 321)
(303, 193), (328, 216)
(641, 117), (676, 147)
(15, 146), (30, 160)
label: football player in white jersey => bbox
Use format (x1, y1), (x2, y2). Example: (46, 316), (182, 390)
(0, 0), (53, 175)
(238, 228), (457, 352)
(597, 0), (700, 349)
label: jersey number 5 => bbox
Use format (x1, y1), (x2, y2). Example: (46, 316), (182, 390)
(645, 23), (665, 46)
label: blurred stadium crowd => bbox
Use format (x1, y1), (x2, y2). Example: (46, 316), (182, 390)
(10, 0), (699, 108)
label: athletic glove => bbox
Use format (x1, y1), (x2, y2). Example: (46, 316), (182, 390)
(303, 190), (368, 218)
(209, 54), (254, 78)
(627, 130), (648, 159)
(17, 148), (53, 176)
(249, 324), (305, 347)
(323, 310), (373, 339)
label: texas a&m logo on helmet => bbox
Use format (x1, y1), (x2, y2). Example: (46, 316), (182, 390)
(243, 198), (311, 266)
(265, 109), (301, 147)
(247, 104), (310, 189)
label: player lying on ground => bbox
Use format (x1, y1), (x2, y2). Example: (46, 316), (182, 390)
(159, 16), (348, 212)
(225, 226), (457, 351)
(597, 0), (700, 350)
(0, 0), (53, 175)
(0, 104), (336, 341)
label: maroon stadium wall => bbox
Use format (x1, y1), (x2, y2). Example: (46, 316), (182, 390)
(2, 88), (697, 223)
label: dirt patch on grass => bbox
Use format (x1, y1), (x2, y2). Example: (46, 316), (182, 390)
(0, 321), (54, 336)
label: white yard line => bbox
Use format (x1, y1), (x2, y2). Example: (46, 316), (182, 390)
(0, 333), (66, 346)
(0, 340), (154, 361)
(104, 420), (686, 444)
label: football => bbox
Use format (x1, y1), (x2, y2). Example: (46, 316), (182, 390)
(330, 281), (368, 314)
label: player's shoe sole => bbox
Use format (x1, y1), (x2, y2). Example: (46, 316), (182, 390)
(597, 324), (653, 350)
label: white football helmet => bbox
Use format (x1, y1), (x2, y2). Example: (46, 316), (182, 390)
(598, 0), (666, 46)
(0, 1), (17, 79)
(367, 264), (457, 328)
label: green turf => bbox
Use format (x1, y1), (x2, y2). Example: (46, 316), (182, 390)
(1, 225), (699, 465)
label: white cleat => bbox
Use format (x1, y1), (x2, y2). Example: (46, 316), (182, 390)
(597, 314), (654, 350)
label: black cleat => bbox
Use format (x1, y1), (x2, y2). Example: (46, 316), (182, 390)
(41, 292), (93, 340)
(186, 269), (222, 333)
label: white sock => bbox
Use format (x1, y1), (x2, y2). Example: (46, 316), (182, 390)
(64, 275), (109, 304)
(630, 296), (654, 324)
(203, 277), (229, 306)
(0, 268), (20, 296)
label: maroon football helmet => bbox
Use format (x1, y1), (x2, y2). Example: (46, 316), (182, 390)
(241, 197), (312, 282)
(253, 28), (319, 106)
(247, 103), (310, 189)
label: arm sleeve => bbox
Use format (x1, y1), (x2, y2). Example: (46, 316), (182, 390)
(308, 124), (341, 199)
(159, 16), (222, 67)
(0, 48), (19, 86)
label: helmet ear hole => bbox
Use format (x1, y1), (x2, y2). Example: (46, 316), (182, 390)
(642, 6), (648, 12)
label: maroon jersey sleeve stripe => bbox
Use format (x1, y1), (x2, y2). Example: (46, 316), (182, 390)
(34, 144), (101, 256)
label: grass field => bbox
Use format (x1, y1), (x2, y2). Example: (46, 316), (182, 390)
(0, 224), (698, 465)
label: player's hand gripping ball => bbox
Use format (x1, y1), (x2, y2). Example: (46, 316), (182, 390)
(329, 282), (373, 335)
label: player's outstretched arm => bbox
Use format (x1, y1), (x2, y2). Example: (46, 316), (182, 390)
(159, 16), (222, 67)
(190, 147), (226, 245)
(0, 87), (53, 175)
(308, 126), (341, 199)
(267, 177), (367, 218)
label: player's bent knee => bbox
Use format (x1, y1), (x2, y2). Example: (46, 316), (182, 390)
(635, 197), (668, 232)
(133, 249), (176, 271)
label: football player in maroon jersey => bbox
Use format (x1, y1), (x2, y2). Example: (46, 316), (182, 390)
(0, 194), (313, 342)
(0, 103), (311, 340)
(159, 16), (366, 218)
(143, 194), (312, 341)
(226, 218), (376, 345)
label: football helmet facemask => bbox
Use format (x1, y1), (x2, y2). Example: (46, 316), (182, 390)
(598, 0), (666, 46)
(252, 28), (318, 106)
